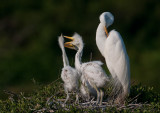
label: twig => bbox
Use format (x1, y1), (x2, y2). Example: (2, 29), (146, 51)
(49, 77), (61, 85)
(128, 93), (141, 103)
(3, 90), (19, 99)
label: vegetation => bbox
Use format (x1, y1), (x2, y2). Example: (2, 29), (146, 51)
(0, 0), (160, 112)
(0, 79), (160, 112)
(0, 0), (160, 95)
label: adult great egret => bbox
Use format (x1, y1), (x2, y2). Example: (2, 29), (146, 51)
(64, 33), (109, 105)
(96, 12), (130, 104)
(58, 34), (79, 104)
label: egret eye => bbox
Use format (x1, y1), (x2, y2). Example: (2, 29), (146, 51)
(75, 46), (78, 50)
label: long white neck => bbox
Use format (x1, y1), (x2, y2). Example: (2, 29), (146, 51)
(75, 45), (83, 71)
(62, 47), (69, 67)
(96, 23), (107, 56)
(58, 36), (69, 67)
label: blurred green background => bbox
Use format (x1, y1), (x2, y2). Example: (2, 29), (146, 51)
(0, 0), (160, 99)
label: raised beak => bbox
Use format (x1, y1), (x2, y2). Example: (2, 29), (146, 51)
(104, 26), (109, 37)
(64, 42), (72, 48)
(64, 36), (74, 41)
(64, 42), (76, 50)
(64, 36), (76, 50)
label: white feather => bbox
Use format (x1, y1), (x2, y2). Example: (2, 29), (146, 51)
(96, 12), (130, 103)
(58, 35), (79, 104)
(67, 33), (109, 105)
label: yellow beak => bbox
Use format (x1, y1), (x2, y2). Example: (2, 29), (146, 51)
(64, 42), (73, 48)
(104, 26), (109, 37)
(64, 36), (76, 49)
(64, 36), (74, 41)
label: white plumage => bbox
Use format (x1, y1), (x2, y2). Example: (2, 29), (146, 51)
(96, 12), (130, 104)
(58, 34), (79, 104)
(64, 33), (109, 105)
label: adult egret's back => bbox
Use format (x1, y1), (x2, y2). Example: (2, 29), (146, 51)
(96, 12), (130, 104)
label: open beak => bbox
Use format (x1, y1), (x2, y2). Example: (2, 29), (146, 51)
(104, 26), (109, 37)
(64, 36), (74, 40)
(64, 36), (76, 50)
(64, 42), (75, 49)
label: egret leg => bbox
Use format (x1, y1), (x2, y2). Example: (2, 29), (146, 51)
(96, 89), (100, 105)
(91, 83), (100, 105)
(64, 90), (69, 104)
(99, 89), (104, 105)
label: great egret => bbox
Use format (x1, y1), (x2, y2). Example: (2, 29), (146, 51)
(64, 33), (109, 105)
(96, 12), (130, 104)
(58, 34), (79, 104)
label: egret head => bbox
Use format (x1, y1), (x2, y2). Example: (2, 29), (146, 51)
(99, 12), (114, 28)
(64, 33), (83, 50)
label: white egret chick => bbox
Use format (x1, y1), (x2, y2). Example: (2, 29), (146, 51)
(58, 34), (79, 104)
(96, 12), (130, 104)
(64, 33), (109, 105)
